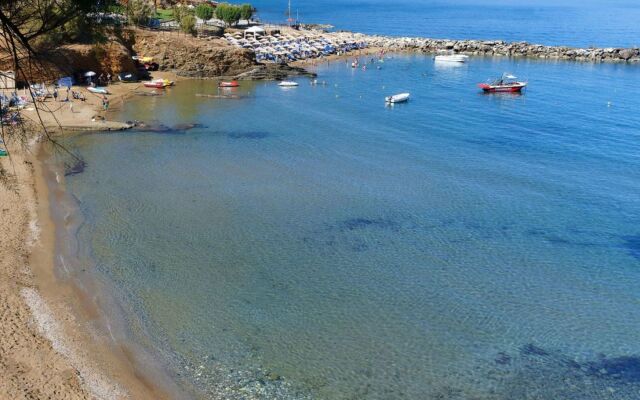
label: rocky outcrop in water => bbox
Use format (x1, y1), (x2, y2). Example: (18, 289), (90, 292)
(233, 63), (317, 80)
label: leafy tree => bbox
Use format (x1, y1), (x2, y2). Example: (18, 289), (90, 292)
(126, 0), (153, 26)
(239, 4), (254, 21)
(214, 3), (242, 27)
(180, 14), (196, 35)
(195, 4), (214, 21)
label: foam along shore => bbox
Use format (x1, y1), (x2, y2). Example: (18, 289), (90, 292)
(232, 26), (640, 64)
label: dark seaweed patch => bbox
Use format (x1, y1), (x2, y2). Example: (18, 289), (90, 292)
(495, 352), (512, 365)
(586, 356), (640, 382)
(64, 159), (86, 176)
(340, 218), (400, 232)
(227, 131), (269, 139)
(622, 235), (640, 261)
(129, 122), (206, 134)
(520, 343), (549, 357)
(481, 346), (640, 399)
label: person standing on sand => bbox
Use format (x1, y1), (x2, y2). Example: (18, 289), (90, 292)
(69, 99), (74, 113)
(107, 73), (112, 86)
(102, 95), (109, 112)
(53, 88), (58, 102)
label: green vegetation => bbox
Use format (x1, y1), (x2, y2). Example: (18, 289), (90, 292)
(155, 8), (174, 22)
(172, 5), (193, 24)
(126, 0), (153, 26)
(195, 4), (214, 21)
(180, 14), (197, 36)
(239, 4), (254, 21)
(215, 3), (254, 27)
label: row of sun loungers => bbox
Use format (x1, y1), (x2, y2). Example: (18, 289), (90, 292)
(223, 30), (368, 62)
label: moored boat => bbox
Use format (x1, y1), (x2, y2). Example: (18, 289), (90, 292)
(219, 80), (240, 88)
(87, 86), (109, 94)
(143, 79), (174, 89)
(385, 93), (410, 103)
(278, 81), (299, 87)
(478, 73), (527, 93)
(434, 51), (469, 63)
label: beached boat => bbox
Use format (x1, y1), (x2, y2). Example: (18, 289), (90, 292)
(219, 80), (240, 88)
(0, 148), (7, 157)
(87, 86), (109, 94)
(278, 81), (299, 87)
(143, 79), (174, 89)
(478, 73), (527, 93)
(385, 93), (410, 103)
(434, 51), (469, 63)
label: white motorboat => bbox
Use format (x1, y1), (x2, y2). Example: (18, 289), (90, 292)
(385, 93), (410, 103)
(278, 81), (299, 87)
(434, 51), (469, 63)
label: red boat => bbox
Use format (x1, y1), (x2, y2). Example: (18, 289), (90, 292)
(143, 79), (174, 89)
(478, 73), (527, 93)
(219, 80), (240, 88)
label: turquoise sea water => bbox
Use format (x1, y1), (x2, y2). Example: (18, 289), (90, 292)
(59, 54), (640, 399)
(252, 0), (640, 48)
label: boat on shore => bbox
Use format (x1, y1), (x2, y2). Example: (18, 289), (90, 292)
(278, 81), (299, 87)
(385, 93), (410, 104)
(434, 51), (469, 63)
(478, 73), (527, 93)
(219, 80), (240, 88)
(87, 86), (109, 94)
(143, 79), (174, 89)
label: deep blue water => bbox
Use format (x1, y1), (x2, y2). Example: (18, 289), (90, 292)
(251, 0), (640, 48)
(58, 55), (640, 399)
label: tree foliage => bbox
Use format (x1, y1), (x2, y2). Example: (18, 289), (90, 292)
(195, 4), (214, 21)
(214, 3), (242, 27)
(239, 4), (254, 21)
(180, 14), (196, 35)
(126, 0), (153, 26)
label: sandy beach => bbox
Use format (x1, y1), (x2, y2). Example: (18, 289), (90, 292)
(0, 71), (185, 399)
(18, 71), (180, 133)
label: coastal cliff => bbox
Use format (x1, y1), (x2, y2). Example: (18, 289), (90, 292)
(132, 30), (257, 78)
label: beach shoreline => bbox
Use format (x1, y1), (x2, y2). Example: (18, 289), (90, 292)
(0, 70), (190, 398)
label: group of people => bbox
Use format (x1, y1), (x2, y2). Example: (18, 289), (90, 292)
(97, 73), (112, 86)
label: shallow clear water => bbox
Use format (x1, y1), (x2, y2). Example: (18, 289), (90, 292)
(251, 0), (640, 48)
(62, 55), (640, 399)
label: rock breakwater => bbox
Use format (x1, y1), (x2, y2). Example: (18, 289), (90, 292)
(360, 34), (640, 63)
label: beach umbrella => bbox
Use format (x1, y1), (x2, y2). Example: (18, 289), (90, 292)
(84, 71), (96, 77)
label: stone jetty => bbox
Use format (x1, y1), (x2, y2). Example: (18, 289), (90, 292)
(347, 33), (640, 63)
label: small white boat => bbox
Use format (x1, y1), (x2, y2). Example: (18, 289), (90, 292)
(434, 51), (469, 63)
(385, 93), (410, 103)
(278, 81), (299, 87)
(87, 86), (109, 94)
